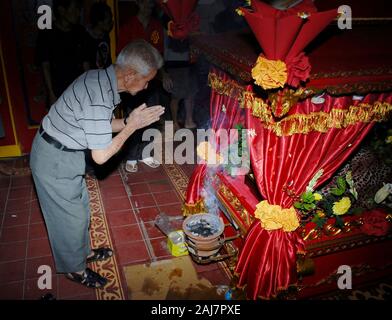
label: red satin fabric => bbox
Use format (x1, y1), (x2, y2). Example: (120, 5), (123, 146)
(236, 224), (305, 299)
(158, 0), (199, 40)
(244, 0), (336, 61)
(236, 91), (392, 299)
(247, 0), (318, 60)
(189, 28), (392, 91)
(185, 68), (392, 299)
(168, 12), (200, 40)
(159, 0), (198, 23)
(241, 0), (337, 88)
(285, 52), (311, 88)
(185, 163), (206, 206)
(184, 69), (245, 207)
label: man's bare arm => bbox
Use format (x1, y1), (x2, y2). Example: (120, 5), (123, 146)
(111, 118), (126, 133)
(92, 124), (135, 165)
(92, 104), (164, 165)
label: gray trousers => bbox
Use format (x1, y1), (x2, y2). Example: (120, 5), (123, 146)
(30, 132), (91, 273)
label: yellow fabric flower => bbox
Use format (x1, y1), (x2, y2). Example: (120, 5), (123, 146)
(332, 197), (351, 216)
(235, 8), (244, 16)
(150, 30), (160, 45)
(386, 135), (392, 144)
(196, 141), (223, 165)
(251, 56), (287, 90)
(167, 21), (174, 38)
(297, 12), (311, 19)
(316, 210), (325, 218)
(254, 201), (299, 232)
(314, 193), (323, 201)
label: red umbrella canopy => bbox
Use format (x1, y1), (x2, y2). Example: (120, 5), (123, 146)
(158, 0), (200, 39)
(159, 0), (198, 23)
(238, 0), (337, 89)
(241, 0), (337, 61)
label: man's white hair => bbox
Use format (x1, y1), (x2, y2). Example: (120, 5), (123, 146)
(116, 39), (163, 76)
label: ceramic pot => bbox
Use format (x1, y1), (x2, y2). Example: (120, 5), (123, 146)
(182, 213), (224, 257)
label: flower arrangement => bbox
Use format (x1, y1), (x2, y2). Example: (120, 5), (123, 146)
(251, 56), (287, 90)
(294, 171), (360, 229)
(222, 124), (250, 176)
(196, 123), (250, 176)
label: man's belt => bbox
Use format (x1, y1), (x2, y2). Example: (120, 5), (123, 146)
(39, 126), (78, 152)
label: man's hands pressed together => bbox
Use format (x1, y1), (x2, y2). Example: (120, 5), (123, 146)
(126, 103), (165, 131)
(92, 103), (164, 165)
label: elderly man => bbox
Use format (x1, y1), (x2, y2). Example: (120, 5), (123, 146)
(30, 40), (164, 288)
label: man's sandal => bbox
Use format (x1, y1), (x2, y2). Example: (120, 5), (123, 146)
(139, 157), (160, 168)
(125, 160), (138, 173)
(86, 247), (113, 264)
(66, 268), (108, 289)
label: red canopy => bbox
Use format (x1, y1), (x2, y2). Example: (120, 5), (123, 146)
(158, 0), (199, 40)
(240, 0), (337, 88)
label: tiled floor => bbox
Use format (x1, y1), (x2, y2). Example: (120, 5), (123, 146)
(0, 157), (230, 300)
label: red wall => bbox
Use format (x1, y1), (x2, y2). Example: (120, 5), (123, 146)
(0, 0), (38, 154)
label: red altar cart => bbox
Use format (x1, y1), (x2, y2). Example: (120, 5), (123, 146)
(184, 0), (392, 299)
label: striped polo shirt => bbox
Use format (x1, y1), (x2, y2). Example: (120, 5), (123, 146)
(42, 65), (121, 150)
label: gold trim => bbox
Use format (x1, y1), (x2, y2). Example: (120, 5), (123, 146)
(209, 72), (392, 136)
(268, 88), (307, 117)
(217, 183), (254, 235)
(306, 233), (392, 258)
(300, 219), (362, 241)
(296, 257), (315, 277)
(28, 125), (40, 130)
(216, 192), (247, 236)
(267, 102), (392, 136)
(0, 144), (22, 158)
(182, 198), (207, 216)
(0, 37), (19, 147)
(86, 176), (125, 300)
(208, 72), (246, 100)
(162, 163), (189, 200)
